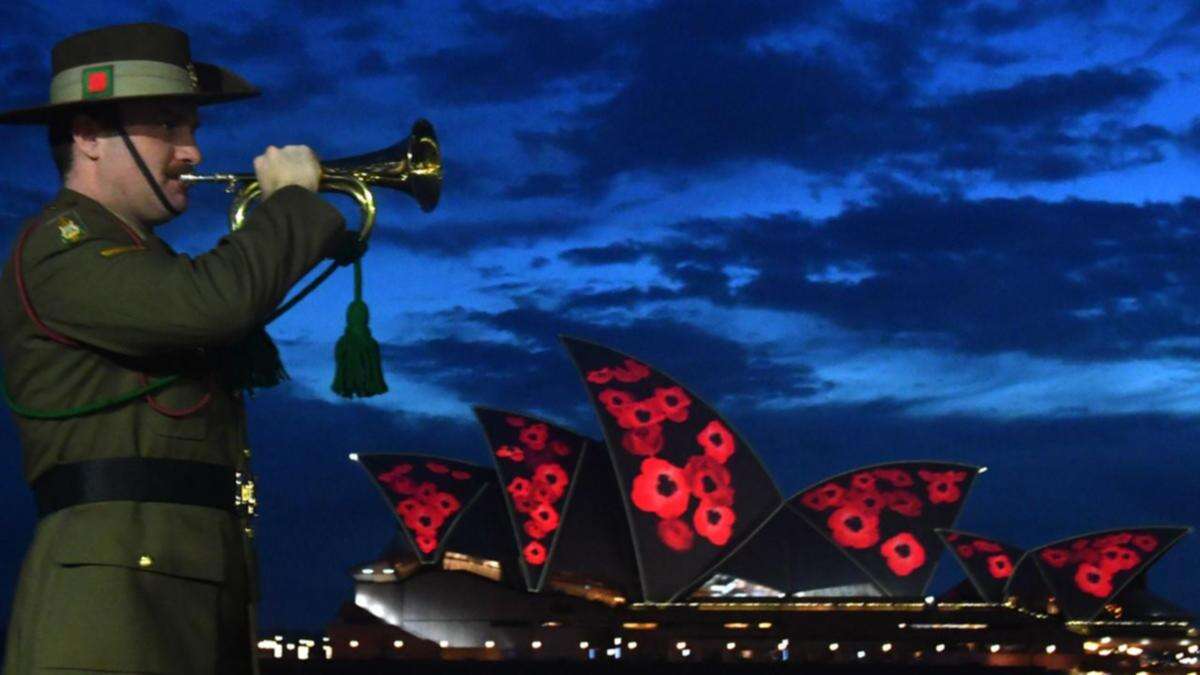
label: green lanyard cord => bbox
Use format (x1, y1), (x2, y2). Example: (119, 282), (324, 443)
(0, 372), (180, 420)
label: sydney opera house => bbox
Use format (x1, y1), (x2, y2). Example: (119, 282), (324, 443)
(259, 337), (1197, 670)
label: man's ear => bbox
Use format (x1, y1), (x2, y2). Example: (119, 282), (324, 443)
(71, 113), (104, 162)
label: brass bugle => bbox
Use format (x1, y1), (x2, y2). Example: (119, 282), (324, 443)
(180, 119), (441, 240)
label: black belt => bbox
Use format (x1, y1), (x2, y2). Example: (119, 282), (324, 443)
(32, 457), (238, 518)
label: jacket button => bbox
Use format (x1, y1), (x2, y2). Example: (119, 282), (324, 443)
(243, 447), (252, 459)
(138, 555), (154, 568)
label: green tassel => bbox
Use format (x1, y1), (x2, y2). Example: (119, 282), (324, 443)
(332, 260), (388, 398)
(222, 328), (289, 394)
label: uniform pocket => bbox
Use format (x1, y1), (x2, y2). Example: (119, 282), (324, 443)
(36, 563), (219, 673)
(50, 501), (231, 584)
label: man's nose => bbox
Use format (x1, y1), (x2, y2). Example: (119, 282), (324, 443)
(177, 142), (202, 168)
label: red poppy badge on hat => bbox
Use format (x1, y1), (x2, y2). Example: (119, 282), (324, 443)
(82, 64), (114, 99)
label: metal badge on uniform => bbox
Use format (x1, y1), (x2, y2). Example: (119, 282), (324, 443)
(54, 211), (87, 246)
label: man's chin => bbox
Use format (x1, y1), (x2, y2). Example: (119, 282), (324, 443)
(146, 198), (187, 226)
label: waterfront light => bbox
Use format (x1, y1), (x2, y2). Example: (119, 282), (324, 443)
(727, 642), (736, 650)
(935, 643), (945, 652)
(1045, 645), (1056, 654)
(393, 640), (404, 648)
(924, 596), (936, 605)
(439, 640), (449, 648)
(856, 650), (866, 659)
(829, 642), (839, 651)
(882, 643), (893, 652)
(580, 641), (589, 649)
(1127, 646), (1144, 656)
(484, 641), (495, 649)
(681, 648), (691, 657)
(348, 641), (358, 648)
(628, 641), (638, 649)
(989, 644), (1001, 653)
(676, 641), (687, 650)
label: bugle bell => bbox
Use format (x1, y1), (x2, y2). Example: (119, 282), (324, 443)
(180, 118), (441, 241)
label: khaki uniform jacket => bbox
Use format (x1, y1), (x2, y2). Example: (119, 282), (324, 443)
(0, 186), (345, 674)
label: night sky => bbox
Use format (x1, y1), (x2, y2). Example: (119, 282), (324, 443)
(1, 0), (1199, 631)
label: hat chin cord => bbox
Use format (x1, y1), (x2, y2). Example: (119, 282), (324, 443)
(114, 111), (181, 218)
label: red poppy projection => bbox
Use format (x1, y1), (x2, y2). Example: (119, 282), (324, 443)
(355, 454), (491, 564)
(561, 336), (782, 603)
(1029, 527), (1190, 620)
(936, 529), (1025, 603)
(473, 406), (590, 592)
(790, 462), (980, 597)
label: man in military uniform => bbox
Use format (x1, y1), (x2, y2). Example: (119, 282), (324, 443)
(0, 23), (350, 674)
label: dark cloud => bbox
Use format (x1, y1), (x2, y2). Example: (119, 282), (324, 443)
(1141, 3), (1200, 58)
(567, 192), (1200, 360)
(502, 172), (580, 200)
(449, 2), (1166, 192)
(962, 0), (1106, 35)
(402, 2), (622, 104)
(558, 241), (646, 265)
(931, 67), (1160, 130)
(369, 215), (587, 255)
(551, 59), (1166, 187)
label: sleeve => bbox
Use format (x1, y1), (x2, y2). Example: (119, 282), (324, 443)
(24, 186), (346, 357)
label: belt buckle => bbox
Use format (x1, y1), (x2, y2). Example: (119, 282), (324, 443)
(234, 470), (258, 534)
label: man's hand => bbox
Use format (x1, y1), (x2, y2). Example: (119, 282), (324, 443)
(253, 145), (321, 199)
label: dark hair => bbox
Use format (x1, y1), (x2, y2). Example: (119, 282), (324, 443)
(47, 105), (118, 178)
